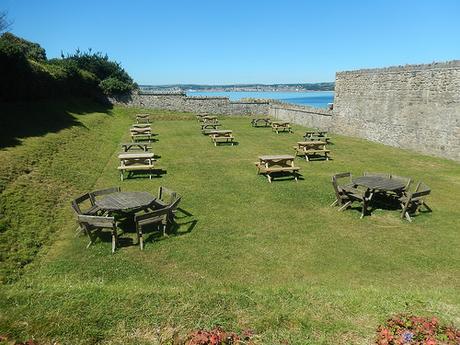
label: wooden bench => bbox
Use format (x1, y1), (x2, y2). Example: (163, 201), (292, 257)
(293, 141), (330, 161)
(255, 155), (300, 183)
(271, 121), (292, 133)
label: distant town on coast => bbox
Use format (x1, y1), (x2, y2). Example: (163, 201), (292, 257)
(139, 82), (335, 92)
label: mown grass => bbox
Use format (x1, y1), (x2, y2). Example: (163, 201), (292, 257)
(0, 103), (459, 344)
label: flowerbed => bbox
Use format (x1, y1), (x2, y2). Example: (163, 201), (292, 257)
(376, 314), (460, 345)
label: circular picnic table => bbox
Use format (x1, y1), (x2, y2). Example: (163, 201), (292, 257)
(353, 176), (405, 192)
(95, 192), (156, 212)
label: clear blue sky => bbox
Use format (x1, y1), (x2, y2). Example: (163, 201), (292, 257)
(2, 0), (459, 84)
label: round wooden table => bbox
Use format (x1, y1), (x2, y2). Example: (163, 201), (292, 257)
(96, 192), (156, 212)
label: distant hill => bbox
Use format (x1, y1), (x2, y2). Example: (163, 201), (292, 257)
(139, 82), (335, 92)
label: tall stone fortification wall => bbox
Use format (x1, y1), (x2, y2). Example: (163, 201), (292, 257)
(269, 104), (333, 130)
(111, 92), (270, 115)
(333, 61), (460, 162)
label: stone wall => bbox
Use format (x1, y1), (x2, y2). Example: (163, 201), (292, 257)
(269, 103), (333, 131)
(333, 60), (460, 162)
(110, 91), (270, 115)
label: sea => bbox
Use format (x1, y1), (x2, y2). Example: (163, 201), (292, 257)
(186, 91), (334, 108)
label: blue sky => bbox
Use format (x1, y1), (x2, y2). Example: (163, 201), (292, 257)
(2, 0), (459, 84)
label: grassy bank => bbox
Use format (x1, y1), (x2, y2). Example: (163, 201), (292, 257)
(0, 103), (459, 344)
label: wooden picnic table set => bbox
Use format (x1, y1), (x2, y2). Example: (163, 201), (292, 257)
(271, 121), (293, 134)
(117, 114), (162, 180)
(71, 186), (182, 252)
(197, 114), (236, 146)
(255, 155), (300, 183)
(331, 172), (431, 221)
(251, 117), (271, 127)
(304, 130), (331, 143)
(293, 141), (330, 161)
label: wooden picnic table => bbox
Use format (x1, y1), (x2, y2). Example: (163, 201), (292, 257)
(136, 114), (151, 123)
(120, 142), (151, 152)
(209, 130), (235, 146)
(96, 192), (156, 212)
(271, 121), (292, 133)
(304, 130), (330, 142)
(251, 118), (271, 127)
(352, 175), (407, 217)
(294, 141), (330, 161)
(118, 152), (156, 181)
(201, 123), (221, 130)
(131, 133), (153, 142)
(256, 155), (300, 183)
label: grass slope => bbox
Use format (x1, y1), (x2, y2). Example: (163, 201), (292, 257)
(0, 104), (459, 344)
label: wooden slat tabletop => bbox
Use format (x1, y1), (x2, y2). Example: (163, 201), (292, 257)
(96, 192), (156, 212)
(259, 155), (294, 161)
(118, 152), (154, 159)
(353, 176), (406, 191)
(297, 141), (327, 145)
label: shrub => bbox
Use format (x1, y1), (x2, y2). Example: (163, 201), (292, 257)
(0, 32), (46, 61)
(99, 76), (134, 95)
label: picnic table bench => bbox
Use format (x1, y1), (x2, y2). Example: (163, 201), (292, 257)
(209, 130), (235, 146)
(271, 121), (292, 133)
(304, 130), (330, 142)
(255, 155), (300, 183)
(293, 141), (330, 161)
(132, 123), (151, 128)
(130, 127), (151, 134)
(118, 152), (157, 181)
(251, 118), (271, 127)
(120, 142), (152, 152)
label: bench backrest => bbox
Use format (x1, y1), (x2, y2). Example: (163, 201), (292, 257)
(89, 187), (121, 204)
(134, 206), (169, 224)
(71, 193), (93, 215)
(332, 172), (352, 198)
(364, 172), (390, 178)
(158, 186), (177, 205)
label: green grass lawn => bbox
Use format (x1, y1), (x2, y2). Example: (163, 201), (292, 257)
(0, 102), (459, 344)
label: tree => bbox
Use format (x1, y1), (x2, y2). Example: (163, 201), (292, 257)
(0, 11), (12, 33)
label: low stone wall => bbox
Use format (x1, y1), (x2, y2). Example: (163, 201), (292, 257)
(110, 91), (270, 115)
(333, 60), (460, 162)
(269, 104), (333, 130)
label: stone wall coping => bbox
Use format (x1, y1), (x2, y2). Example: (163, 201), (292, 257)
(336, 60), (460, 76)
(185, 96), (229, 100)
(230, 101), (270, 105)
(271, 105), (332, 116)
(138, 91), (186, 96)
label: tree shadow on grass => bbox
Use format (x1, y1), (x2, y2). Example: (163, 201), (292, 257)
(0, 98), (113, 149)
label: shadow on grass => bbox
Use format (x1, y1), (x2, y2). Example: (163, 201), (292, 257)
(0, 98), (113, 149)
(96, 208), (197, 249)
(121, 169), (168, 180)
